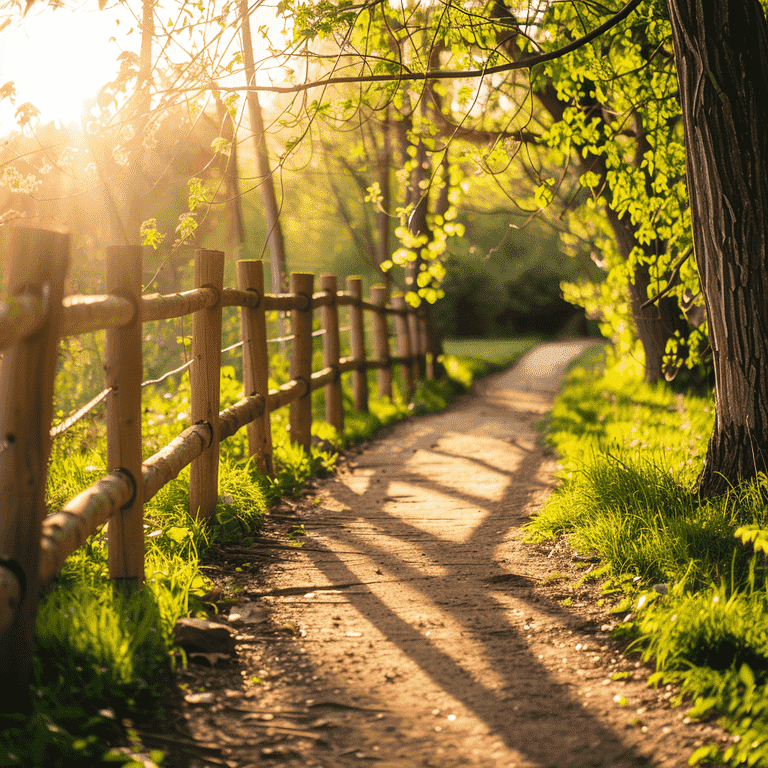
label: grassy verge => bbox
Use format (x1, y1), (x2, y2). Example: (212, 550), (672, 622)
(527, 347), (768, 767)
(441, 336), (543, 387)
(0, 337), (536, 767)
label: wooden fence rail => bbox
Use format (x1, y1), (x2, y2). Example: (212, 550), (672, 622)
(0, 226), (433, 702)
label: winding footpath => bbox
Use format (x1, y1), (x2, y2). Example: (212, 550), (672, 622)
(169, 340), (731, 768)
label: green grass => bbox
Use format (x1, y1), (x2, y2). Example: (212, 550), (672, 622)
(442, 336), (543, 365)
(440, 336), (542, 387)
(1, 339), (536, 767)
(527, 349), (768, 767)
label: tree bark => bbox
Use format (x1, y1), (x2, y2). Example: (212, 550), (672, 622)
(666, 0), (768, 495)
(215, 97), (246, 253)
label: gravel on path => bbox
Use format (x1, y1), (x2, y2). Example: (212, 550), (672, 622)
(164, 340), (730, 768)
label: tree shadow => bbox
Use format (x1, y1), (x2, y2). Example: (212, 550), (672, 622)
(271, 384), (653, 767)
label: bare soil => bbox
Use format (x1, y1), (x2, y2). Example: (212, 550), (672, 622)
(152, 340), (731, 768)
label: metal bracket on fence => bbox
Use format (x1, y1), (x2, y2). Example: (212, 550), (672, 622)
(296, 376), (311, 399)
(114, 467), (137, 512)
(295, 292), (312, 312)
(0, 434), (14, 457)
(0, 555), (26, 614)
(244, 287), (261, 310)
(0, 557), (26, 604)
(0, 557), (25, 637)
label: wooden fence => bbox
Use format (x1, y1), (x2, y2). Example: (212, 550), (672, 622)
(0, 226), (434, 701)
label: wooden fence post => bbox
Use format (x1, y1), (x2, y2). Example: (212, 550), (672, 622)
(419, 308), (433, 379)
(347, 276), (368, 412)
(407, 303), (424, 381)
(238, 260), (273, 475)
(190, 249), (224, 521)
(105, 246), (144, 583)
(392, 294), (415, 398)
(320, 274), (343, 433)
(425, 308), (446, 380)
(289, 272), (314, 452)
(0, 227), (68, 710)
(371, 285), (392, 399)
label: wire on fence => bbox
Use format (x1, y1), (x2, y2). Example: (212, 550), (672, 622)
(140, 358), (195, 389)
(222, 340), (244, 354)
(50, 321), (353, 440)
(266, 326), (351, 345)
(51, 357), (197, 440)
(267, 333), (296, 344)
(50, 387), (111, 438)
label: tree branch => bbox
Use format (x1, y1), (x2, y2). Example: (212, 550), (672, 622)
(163, 0), (643, 96)
(640, 247), (693, 309)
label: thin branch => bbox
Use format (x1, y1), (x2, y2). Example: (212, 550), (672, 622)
(157, 0), (643, 95)
(640, 247), (693, 308)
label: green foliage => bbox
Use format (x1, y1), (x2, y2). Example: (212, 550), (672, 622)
(530, 448), (760, 588)
(542, 345), (711, 472)
(535, 1), (703, 374)
(430, 214), (586, 339)
(6, 370), (274, 766)
(140, 218), (166, 250)
(735, 524), (768, 557)
(631, 571), (768, 766)
(529, 348), (768, 766)
(0, 579), (171, 768)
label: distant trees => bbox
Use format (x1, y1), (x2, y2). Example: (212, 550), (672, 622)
(10, 0), (768, 494)
(256, 0), (768, 494)
(530, 1), (697, 385)
(259, 0), (698, 382)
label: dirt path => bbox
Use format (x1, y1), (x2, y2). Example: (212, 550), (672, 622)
(166, 340), (731, 768)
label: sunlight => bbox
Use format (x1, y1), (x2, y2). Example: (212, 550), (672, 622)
(0, 0), (283, 131)
(0, 3), (128, 126)
(383, 480), (490, 543)
(318, 520), (450, 576)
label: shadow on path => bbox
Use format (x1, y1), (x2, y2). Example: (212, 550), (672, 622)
(247, 341), (670, 767)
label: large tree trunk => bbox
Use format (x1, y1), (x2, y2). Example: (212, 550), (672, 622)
(666, 0), (768, 495)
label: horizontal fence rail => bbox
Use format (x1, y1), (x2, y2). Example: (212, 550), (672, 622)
(0, 226), (437, 702)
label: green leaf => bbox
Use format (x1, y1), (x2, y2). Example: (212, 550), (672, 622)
(210, 137), (231, 157)
(534, 179), (554, 208)
(140, 219), (166, 250)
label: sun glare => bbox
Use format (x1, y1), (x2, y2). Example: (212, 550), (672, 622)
(0, 3), (129, 128)
(0, 1), (282, 133)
